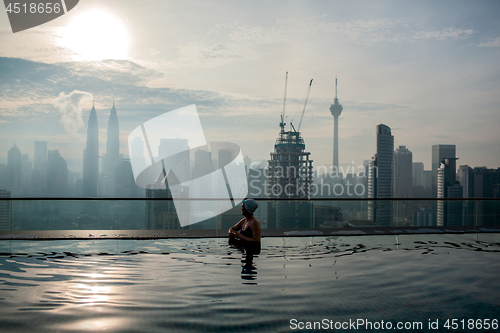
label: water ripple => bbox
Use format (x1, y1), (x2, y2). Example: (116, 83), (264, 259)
(0, 235), (499, 332)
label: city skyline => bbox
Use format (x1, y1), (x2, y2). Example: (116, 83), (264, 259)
(1, 1), (500, 172)
(1, 112), (498, 229)
(0, 107), (496, 184)
(0, 3), (499, 328)
(0, 97), (494, 175)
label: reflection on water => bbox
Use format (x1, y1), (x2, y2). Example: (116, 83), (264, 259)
(0, 234), (499, 332)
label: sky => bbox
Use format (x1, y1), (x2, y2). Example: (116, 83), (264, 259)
(0, 0), (499, 174)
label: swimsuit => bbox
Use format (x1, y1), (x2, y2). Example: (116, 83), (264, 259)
(240, 218), (255, 238)
(229, 218), (261, 266)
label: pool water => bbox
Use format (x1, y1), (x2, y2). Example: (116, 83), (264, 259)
(0, 234), (499, 332)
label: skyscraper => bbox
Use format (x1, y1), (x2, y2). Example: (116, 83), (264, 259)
(192, 148), (213, 206)
(103, 102), (120, 175)
(130, 137), (146, 172)
(394, 146), (413, 225)
(47, 150), (68, 197)
(459, 165), (500, 226)
(34, 141), (47, 171)
(158, 138), (190, 183)
(412, 162), (432, 198)
(33, 141), (47, 195)
(114, 158), (138, 198)
(412, 207), (436, 227)
(368, 124), (394, 227)
(437, 158), (462, 226)
(100, 103), (120, 197)
(394, 146), (413, 198)
(267, 119), (313, 229)
(83, 103), (99, 197)
(268, 129), (313, 200)
(0, 164), (7, 190)
(412, 162), (424, 188)
(20, 154), (32, 196)
(7, 144), (22, 196)
(0, 189), (12, 230)
(329, 77), (343, 172)
(423, 170), (432, 190)
(145, 169), (188, 230)
(432, 145), (456, 198)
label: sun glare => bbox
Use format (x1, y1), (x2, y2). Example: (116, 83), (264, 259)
(59, 10), (130, 61)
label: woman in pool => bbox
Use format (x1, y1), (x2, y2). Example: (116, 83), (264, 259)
(228, 198), (261, 271)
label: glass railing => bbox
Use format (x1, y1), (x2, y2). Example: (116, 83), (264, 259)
(0, 198), (499, 239)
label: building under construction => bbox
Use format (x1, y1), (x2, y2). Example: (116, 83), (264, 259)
(267, 73), (314, 229)
(268, 127), (313, 199)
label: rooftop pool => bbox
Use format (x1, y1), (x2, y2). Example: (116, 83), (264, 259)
(1, 234), (499, 332)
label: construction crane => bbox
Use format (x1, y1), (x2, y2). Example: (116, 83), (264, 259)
(297, 78), (313, 132)
(280, 72), (288, 132)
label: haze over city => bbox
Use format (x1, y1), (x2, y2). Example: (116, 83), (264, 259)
(2, 4), (500, 331)
(1, 0), (499, 173)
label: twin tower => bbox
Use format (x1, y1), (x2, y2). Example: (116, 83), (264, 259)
(82, 102), (120, 197)
(80, 81), (343, 197)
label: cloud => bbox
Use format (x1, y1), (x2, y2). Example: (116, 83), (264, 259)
(177, 17), (477, 67)
(177, 41), (251, 67)
(479, 37), (500, 47)
(226, 17), (476, 46)
(54, 90), (93, 134)
(412, 28), (476, 41)
(0, 56), (449, 134)
(344, 101), (411, 112)
(56, 60), (164, 85)
(0, 57), (238, 122)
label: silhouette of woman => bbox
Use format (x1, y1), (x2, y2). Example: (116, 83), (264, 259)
(228, 198), (261, 272)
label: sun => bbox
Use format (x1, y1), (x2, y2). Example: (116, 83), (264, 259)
(59, 9), (130, 61)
